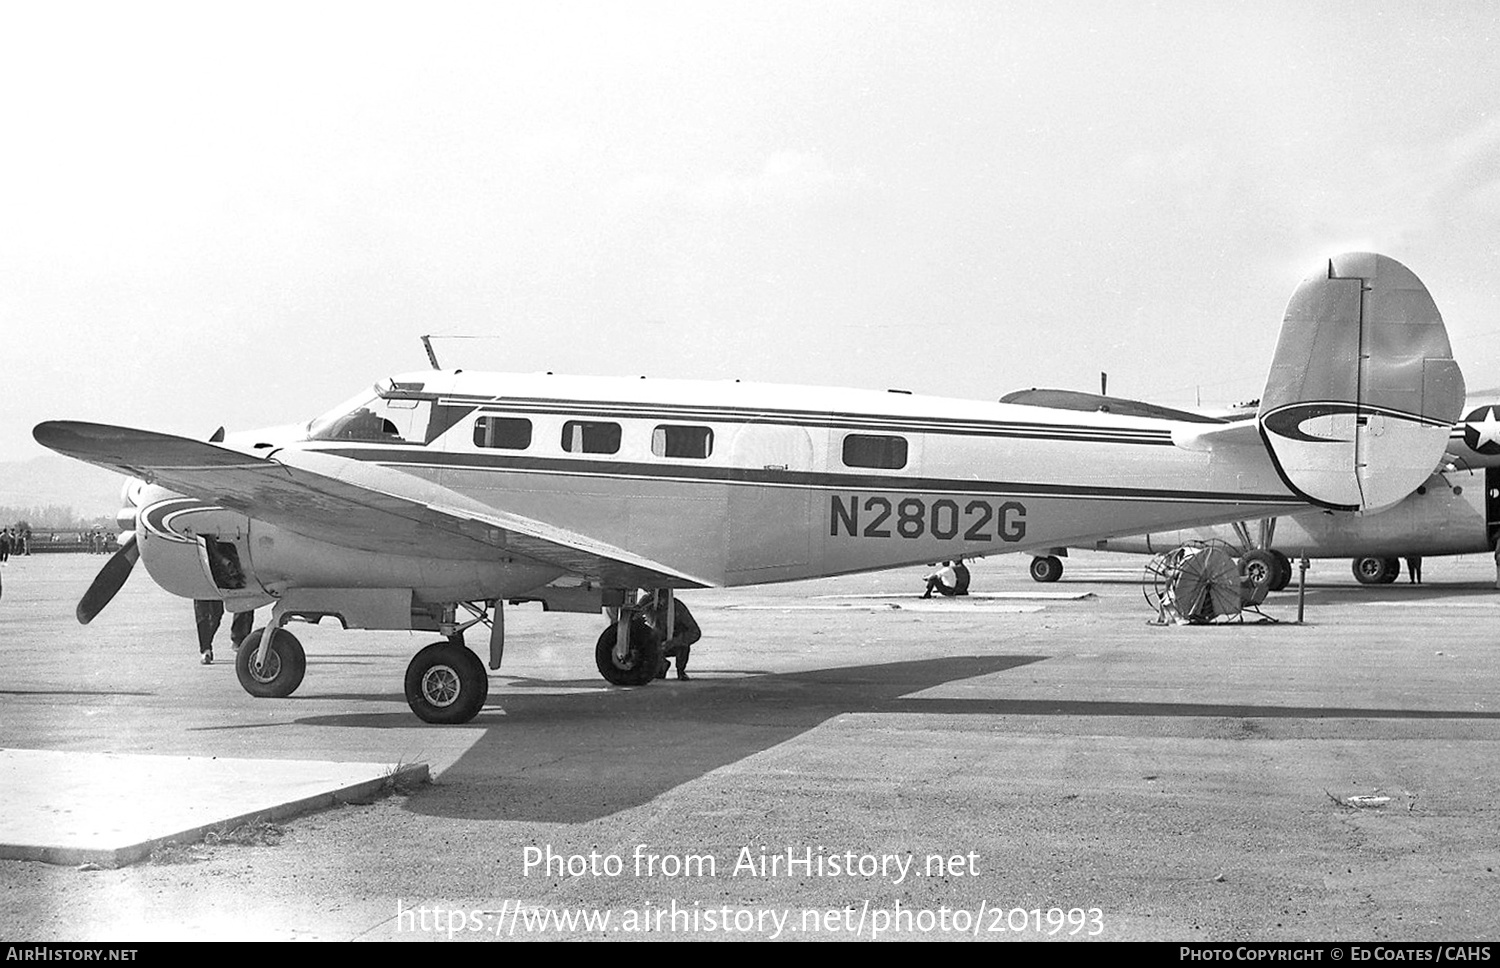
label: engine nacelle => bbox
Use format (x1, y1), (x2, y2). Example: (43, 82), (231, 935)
(132, 484), (564, 627)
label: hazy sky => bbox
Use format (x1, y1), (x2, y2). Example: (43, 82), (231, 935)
(4, 1), (1500, 462)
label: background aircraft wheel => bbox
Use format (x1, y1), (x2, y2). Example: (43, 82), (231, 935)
(1029, 555), (1064, 583)
(1238, 550), (1280, 597)
(1351, 556), (1396, 585)
(235, 628), (307, 698)
(404, 642), (488, 724)
(1269, 551), (1293, 591)
(595, 617), (663, 686)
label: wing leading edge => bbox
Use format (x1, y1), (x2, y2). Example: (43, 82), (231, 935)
(32, 421), (714, 590)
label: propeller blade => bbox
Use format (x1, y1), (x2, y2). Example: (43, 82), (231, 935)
(76, 533), (140, 625)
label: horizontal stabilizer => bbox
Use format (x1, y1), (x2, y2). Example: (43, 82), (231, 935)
(1257, 253), (1464, 511)
(1170, 418), (1261, 452)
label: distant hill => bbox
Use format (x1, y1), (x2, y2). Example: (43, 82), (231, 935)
(0, 454), (124, 521)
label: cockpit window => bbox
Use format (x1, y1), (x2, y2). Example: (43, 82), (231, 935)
(306, 383), (432, 443)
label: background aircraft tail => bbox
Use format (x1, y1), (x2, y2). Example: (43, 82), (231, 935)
(1257, 252), (1464, 511)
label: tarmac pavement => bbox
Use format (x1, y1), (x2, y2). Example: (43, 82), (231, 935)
(0, 551), (1496, 941)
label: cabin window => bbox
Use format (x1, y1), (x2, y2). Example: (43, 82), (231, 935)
(562, 420), (622, 454)
(842, 433), (908, 469)
(473, 416), (532, 450)
(652, 424), (714, 459)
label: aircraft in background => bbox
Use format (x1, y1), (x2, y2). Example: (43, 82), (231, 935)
(34, 253), (1462, 724)
(1011, 398), (1500, 588)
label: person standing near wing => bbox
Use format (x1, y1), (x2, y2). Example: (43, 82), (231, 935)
(194, 600), (254, 665)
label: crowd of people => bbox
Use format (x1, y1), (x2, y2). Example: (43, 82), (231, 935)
(0, 527), (30, 561)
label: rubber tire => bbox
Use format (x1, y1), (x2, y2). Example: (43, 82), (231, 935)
(595, 617), (664, 686)
(1239, 550), (1279, 598)
(1352, 556), (1395, 585)
(404, 642), (489, 725)
(1029, 555), (1064, 583)
(1379, 556), (1401, 584)
(1269, 551), (1293, 592)
(235, 628), (307, 699)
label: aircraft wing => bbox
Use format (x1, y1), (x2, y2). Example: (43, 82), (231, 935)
(32, 421), (714, 589)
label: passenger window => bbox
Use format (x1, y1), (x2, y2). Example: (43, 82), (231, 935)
(842, 434), (908, 469)
(652, 424), (713, 459)
(562, 420), (622, 454)
(473, 417), (532, 450)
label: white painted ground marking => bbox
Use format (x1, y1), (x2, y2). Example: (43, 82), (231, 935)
(724, 603), (1045, 613)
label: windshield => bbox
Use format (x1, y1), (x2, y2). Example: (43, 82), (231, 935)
(306, 381), (432, 443)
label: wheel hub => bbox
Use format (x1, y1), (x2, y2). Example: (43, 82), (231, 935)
(421, 665), (461, 707)
(248, 648), (282, 683)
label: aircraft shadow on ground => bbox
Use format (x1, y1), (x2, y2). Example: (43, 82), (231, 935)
(292, 653), (1500, 824)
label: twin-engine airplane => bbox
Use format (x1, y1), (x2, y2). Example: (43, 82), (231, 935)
(34, 253), (1464, 724)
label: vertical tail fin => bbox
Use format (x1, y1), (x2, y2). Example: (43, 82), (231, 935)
(1257, 253), (1464, 511)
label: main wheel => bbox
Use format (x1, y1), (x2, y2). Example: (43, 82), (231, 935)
(1351, 556), (1395, 585)
(1379, 556), (1401, 584)
(1269, 551), (1293, 591)
(1029, 555), (1064, 583)
(235, 628), (307, 698)
(404, 642), (489, 724)
(595, 617), (663, 686)
(1238, 549), (1280, 599)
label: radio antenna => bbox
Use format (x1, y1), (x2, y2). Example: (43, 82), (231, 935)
(420, 335), (441, 370)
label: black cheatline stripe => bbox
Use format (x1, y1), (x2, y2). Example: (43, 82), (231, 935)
(314, 446), (1306, 506)
(456, 405), (1169, 446)
(435, 394), (1174, 441)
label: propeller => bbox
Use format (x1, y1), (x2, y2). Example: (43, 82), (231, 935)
(76, 532), (139, 625)
(74, 426), (229, 623)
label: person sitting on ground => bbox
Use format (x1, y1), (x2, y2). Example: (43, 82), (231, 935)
(922, 561), (959, 598)
(952, 559), (971, 596)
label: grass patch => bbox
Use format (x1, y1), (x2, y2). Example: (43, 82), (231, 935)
(204, 818), (285, 847)
(148, 840), (208, 865)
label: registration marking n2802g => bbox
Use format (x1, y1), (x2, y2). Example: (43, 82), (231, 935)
(829, 496), (1026, 542)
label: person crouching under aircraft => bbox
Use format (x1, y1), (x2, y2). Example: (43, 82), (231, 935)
(641, 591), (702, 681)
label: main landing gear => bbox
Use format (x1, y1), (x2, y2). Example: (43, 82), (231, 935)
(1351, 556), (1401, 585)
(1238, 549), (1293, 596)
(231, 591), (679, 726)
(595, 609), (664, 686)
(1028, 555), (1064, 583)
(235, 627), (307, 698)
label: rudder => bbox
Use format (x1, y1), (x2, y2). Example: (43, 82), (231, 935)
(1257, 253), (1463, 511)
